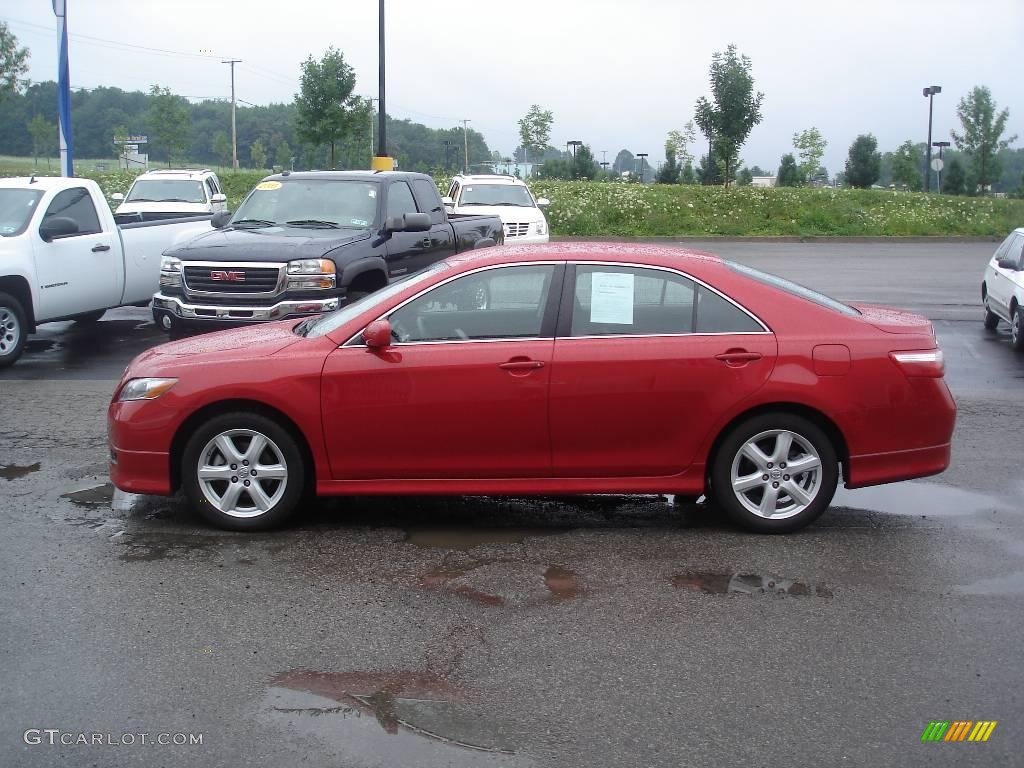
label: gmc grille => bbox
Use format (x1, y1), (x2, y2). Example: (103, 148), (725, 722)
(183, 265), (282, 294)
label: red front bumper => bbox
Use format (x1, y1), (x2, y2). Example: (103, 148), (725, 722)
(108, 401), (174, 496)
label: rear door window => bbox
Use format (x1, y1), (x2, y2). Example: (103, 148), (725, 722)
(570, 265), (696, 336)
(386, 182), (419, 219)
(412, 179), (445, 224)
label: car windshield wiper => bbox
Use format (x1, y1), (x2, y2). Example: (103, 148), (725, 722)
(293, 317), (316, 337)
(127, 198), (154, 202)
(159, 198), (197, 203)
(285, 219), (341, 228)
(230, 218), (276, 228)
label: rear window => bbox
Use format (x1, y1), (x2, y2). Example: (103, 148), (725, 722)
(726, 261), (860, 316)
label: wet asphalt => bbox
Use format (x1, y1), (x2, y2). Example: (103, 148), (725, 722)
(1, 241), (1022, 767)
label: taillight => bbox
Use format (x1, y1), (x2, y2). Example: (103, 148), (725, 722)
(889, 349), (945, 377)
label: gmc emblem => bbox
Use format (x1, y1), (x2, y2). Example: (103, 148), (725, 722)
(210, 270), (245, 282)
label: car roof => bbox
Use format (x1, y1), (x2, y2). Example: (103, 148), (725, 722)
(136, 169), (214, 179)
(453, 174), (526, 185)
(0, 176), (90, 190)
(261, 171), (425, 182)
(447, 242), (723, 271)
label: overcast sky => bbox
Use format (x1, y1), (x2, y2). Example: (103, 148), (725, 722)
(6, 0), (1023, 172)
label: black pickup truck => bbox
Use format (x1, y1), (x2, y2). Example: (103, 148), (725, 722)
(152, 171), (504, 331)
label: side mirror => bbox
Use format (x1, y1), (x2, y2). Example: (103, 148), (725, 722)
(39, 216), (80, 241)
(536, 197), (550, 206)
(211, 211), (232, 229)
(211, 193), (227, 203)
(997, 257), (1019, 271)
(362, 319), (392, 348)
(385, 212), (431, 233)
(441, 196), (454, 206)
(111, 192), (125, 202)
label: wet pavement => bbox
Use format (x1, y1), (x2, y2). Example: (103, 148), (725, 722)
(1, 241), (1022, 767)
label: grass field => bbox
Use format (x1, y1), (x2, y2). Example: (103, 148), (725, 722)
(4, 158), (1021, 237)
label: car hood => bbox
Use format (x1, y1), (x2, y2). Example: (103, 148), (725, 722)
(165, 226), (371, 263)
(850, 303), (935, 335)
(115, 201), (210, 214)
(454, 205), (545, 224)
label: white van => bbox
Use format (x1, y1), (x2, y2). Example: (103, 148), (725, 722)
(112, 169), (227, 222)
(444, 175), (550, 244)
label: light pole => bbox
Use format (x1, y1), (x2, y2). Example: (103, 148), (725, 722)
(922, 85), (941, 192)
(372, 0), (394, 171)
(636, 152), (648, 183)
(442, 139), (454, 172)
(461, 119), (471, 173)
(933, 140), (950, 192)
(567, 140), (583, 178)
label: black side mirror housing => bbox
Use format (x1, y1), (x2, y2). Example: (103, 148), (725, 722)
(997, 257), (1019, 271)
(384, 212), (431, 234)
(211, 210), (232, 229)
(39, 216), (80, 241)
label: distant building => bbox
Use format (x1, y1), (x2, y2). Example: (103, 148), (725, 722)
(751, 176), (777, 188)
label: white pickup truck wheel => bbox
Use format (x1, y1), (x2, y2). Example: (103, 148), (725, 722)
(0, 292), (27, 369)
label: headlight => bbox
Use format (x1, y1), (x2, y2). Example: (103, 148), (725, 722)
(159, 256), (183, 288)
(118, 378), (178, 401)
(535, 220), (547, 235)
(160, 256), (182, 272)
(287, 259), (336, 289)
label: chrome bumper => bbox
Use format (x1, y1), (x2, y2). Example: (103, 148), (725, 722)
(153, 292), (341, 322)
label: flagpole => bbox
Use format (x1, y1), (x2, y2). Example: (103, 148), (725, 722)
(53, 0), (74, 177)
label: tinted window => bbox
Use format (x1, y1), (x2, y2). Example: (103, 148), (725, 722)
(386, 182), (418, 219)
(205, 178), (217, 199)
(0, 189), (44, 237)
(412, 179), (445, 224)
(696, 286), (763, 333)
(571, 265), (696, 336)
(42, 187), (101, 236)
(727, 260), (858, 316)
(389, 265), (554, 342)
(126, 179), (207, 204)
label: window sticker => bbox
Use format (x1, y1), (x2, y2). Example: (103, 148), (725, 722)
(255, 181), (282, 191)
(368, 189), (376, 198)
(590, 272), (634, 324)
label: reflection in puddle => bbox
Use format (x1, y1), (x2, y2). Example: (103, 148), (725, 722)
(543, 566), (583, 600)
(672, 571), (833, 597)
(405, 527), (564, 550)
(61, 483), (114, 507)
(832, 481), (1010, 518)
(117, 533), (230, 562)
(0, 462), (41, 481)
(265, 670), (521, 765)
(419, 560), (584, 607)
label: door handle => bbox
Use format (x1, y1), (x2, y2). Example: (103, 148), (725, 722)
(715, 350), (762, 365)
(420, 238), (431, 248)
(498, 359), (545, 370)
(91, 244), (111, 252)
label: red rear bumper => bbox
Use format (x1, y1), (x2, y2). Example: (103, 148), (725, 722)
(845, 442), (951, 488)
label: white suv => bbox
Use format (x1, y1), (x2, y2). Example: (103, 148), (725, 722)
(112, 169), (227, 221)
(444, 175), (550, 244)
(982, 227), (1024, 351)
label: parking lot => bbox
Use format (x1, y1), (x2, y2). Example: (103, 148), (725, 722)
(1, 240), (1021, 766)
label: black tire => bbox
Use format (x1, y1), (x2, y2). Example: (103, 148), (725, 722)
(983, 295), (999, 330)
(1012, 306), (1024, 352)
(74, 309), (106, 324)
(181, 411), (306, 531)
(710, 412), (839, 534)
(0, 291), (27, 369)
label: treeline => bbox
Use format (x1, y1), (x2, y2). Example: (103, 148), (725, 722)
(0, 81), (491, 172)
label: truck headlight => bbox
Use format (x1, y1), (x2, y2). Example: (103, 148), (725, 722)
(159, 256), (183, 287)
(287, 259), (336, 289)
(535, 220), (547, 235)
(160, 256), (182, 272)
(117, 378), (178, 401)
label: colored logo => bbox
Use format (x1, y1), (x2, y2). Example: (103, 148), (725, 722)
(210, 271), (245, 282)
(921, 721), (997, 742)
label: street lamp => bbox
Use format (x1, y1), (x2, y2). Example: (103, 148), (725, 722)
(567, 140), (583, 178)
(372, 0), (394, 171)
(636, 153), (648, 183)
(922, 85), (941, 192)
(933, 140), (950, 192)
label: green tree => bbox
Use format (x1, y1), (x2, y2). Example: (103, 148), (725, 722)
(697, 151), (721, 185)
(249, 139), (267, 169)
(694, 44), (764, 186)
(776, 153), (801, 187)
(666, 121), (697, 169)
(275, 140), (292, 170)
(295, 47), (366, 169)
(680, 162), (696, 185)
(736, 167), (753, 186)
(844, 134), (881, 188)
(0, 22), (29, 100)
(27, 113), (55, 169)
(573, 144), (598, 180)
(951, 86), (1017, 194)
(656, 136), (680, 184)
(793, 127), (826, 184)
(212, 131), (231, 170)
(517, 105), (553, 166)
(942, 157), (966, 195)
(147, 85), (191, 166)
(890, 139), (922, 190)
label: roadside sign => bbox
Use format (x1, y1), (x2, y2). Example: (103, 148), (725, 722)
(931, 158), (944, 172)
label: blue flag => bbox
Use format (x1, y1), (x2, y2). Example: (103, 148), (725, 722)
(53, 0), (74, 177)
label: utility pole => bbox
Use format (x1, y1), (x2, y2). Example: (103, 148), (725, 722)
(371, 0), (394, 170)
(222, 59), (241, 171)
(922, 85), (941, 192)
(461, 119), (471, 173)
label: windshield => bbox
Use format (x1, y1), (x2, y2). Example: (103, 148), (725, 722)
(233, 179), (379, 228)
(727, 260), (860, 316)
(303, 262), (449, 338)
(0, 189), (45, 237)
(458, 184), (536, 207)
(126, 179), (207, 204)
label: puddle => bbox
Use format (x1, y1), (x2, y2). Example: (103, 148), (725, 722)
(956, 571), (1024, 596)
(832, 482), (1010, 518)
(419, 560), (583, 607)
(264, 670), (521, 765)
(405, 527), (564, 550)
(671, 571), (833, 597)
(543, 566), (583, 599)
(117, 533), (232, 562)
(0, 462), (41, 481)
(61, 483), (114, 506)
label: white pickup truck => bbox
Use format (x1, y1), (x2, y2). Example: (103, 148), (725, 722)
(0, 176), (212, 367)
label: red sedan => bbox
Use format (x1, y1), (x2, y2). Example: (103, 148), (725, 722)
(108, 244), (955, 533)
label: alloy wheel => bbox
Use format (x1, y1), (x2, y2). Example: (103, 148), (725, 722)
(0, 306), (21, 356)
(196, 429), (288, 518)
(729, 429), (823, 520)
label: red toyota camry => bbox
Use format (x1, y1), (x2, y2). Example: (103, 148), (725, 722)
(108, 243), (955, 533)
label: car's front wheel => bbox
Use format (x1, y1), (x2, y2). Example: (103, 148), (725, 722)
(0, 291), (27, 369)
(983, 295), (1000, 330)
(1012, 306), (1024, 352)
(711, 413), (838, 533)
(181, 412), (306, 531)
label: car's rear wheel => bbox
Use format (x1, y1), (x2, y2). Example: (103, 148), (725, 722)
(1012, 306), (1024, 352)
(983, 296), (1000, 330)
(711, 413), (838, 534)
(181, 412), (305, 531)
(0, 292), (27, 369)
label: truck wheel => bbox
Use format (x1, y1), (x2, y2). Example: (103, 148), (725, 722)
(0, 292), (27, 369)
(181, 412), (306, 531)
(74, 309), (106, 324)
